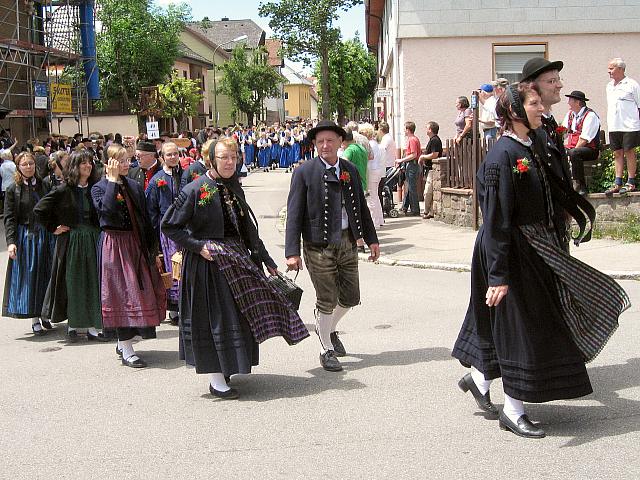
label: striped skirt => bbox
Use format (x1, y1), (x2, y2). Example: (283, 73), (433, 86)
(3, 224), (55, 319)
(159, 231), (180, 310)
(99, 230), (166, 329)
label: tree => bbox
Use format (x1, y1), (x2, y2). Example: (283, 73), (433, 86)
(95, 0), (190, 113)
(217, 45), (283, 127)
(259, 0), (362, 120)
(157, 71), (204, 132)
(314, 37), (377, 125)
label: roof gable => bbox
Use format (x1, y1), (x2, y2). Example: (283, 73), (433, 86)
(186, 18), (265, 50)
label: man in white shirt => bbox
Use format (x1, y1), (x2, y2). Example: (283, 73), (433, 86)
(478, 83), (497, 140)
(605, 57), (640, 195)
(562, 90), (601, 195)
(378, 121), (396, 172)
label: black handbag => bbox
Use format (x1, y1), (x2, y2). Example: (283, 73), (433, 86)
(268, 271), (303, 310)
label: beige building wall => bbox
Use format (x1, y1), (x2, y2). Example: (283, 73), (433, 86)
(57, 114), (139, 137)
(400, 33), (640, 146)
(284, 84), (311, 118)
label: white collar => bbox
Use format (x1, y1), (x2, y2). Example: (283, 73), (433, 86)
(503, 130), (532, 147)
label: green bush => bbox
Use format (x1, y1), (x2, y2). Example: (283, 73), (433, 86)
(588, 146), (640, 193)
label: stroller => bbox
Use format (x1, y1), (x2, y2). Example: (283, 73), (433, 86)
(382, 165), (403, 218)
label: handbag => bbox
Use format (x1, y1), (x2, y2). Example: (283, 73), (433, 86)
(268, 270), (303, 310)
(170, 251), (183, 282)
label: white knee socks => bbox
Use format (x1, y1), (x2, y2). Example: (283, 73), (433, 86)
(470, 367), (492, 395)
(316, 311), (333, 352)
(119, 339), (135, 360)
(503, 394), (525, 423)
(210, 373), (230, 392)
(330, 304), (350, 332)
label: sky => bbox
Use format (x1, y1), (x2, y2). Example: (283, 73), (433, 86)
(155, 0), (366, 71)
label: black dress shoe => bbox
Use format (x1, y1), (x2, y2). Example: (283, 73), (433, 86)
(330, 332), (346, 357)
(66, 330), (79, 343)
(115, 344), (123, 357)
(32, 324), (46, 336)
(225, 375), (232, 384)
(458, 373), (499, 417)
(320, 350), (343, 372)
(499, 412), (546, 439)
(41, 319), (53, 330)
(169, 315), (179, 326)
(122, 355), (147, 368)
(209, 384), (239, 399)
(87, 332), (110, 342)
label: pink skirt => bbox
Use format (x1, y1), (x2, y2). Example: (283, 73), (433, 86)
(100, 230), (166, 328)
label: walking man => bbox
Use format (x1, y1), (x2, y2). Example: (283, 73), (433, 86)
(285, 120), (380, 372)
(605, 57), (640, 195)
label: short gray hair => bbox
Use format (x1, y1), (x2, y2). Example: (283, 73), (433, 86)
(346, 121), (359, 132)
(609, 57), (626, 70)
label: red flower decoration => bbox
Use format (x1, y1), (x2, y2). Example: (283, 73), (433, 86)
(555, 125), (568, 137)
(116, 193), (125, 205)
(197, 183), (217, 207)
(156, 178), (168, 188)
(339, 171), (351, 183)
(512, 157), (530, 176)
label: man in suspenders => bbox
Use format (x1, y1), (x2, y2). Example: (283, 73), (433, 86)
(562, 90), (601, 196)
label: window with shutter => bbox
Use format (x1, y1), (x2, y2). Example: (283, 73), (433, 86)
(493, 44), (547, 84)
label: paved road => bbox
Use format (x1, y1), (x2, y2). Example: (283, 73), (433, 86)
(1, 170), (639, 479)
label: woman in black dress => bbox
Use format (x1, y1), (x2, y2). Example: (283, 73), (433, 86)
(162, 137), (308, 399)
(452, 83), (630, 438)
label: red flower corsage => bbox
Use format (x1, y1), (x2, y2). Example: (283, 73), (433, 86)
(156, 178), (168, 188)
(512, 157), (530, 176)
(555, 125), (567, 137)
(197, 183), (218, 207)
(339, 171), (351, 184)
(116, 193), (125, 205)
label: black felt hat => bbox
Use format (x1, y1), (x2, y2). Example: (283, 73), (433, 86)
(136, 140), (157, 152)
(307, 120), (347, 142)
(565, 90), (589, 102)
(521, 57), (564, 81)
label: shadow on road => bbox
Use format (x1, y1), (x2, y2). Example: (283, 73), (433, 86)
(528, 357), (640, 447)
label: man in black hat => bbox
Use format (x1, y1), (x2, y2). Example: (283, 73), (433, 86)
(561, 91), (601, 195)
(128, 140), (162, 190)
(285, 120), (379, 372)
(522, 57), (573, 249)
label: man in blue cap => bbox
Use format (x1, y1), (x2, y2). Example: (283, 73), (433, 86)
(478, 83), (497, 140)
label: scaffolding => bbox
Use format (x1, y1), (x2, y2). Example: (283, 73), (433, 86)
(0, 0), (97, 140)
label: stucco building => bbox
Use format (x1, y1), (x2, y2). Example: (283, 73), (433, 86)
(282, 64), (315, 120)
(366, 0), (640, 148)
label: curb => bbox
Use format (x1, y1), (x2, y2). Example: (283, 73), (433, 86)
(358, 253), (640, 281)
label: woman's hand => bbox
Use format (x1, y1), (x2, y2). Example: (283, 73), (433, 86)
(286, 255), (303, 272)
(7, 244), (17, 259)
(266, 265), (278, 276)
(106, 158), (120, 183)
(454, 135), (461, 144)
(53, 225), (70, 235)
(486, 285), (509, 307)
(200, 244), (213, 261)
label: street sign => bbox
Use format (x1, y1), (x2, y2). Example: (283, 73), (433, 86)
(376, 89), (392, 98)
(51, 83), (73, 113)
(146, 121), (160, 139)
(34, 96), (47, 109)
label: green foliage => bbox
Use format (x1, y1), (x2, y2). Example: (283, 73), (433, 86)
(588, 146), (640, 193)
(591, 214), (640, 242)
(157, 71), (204, 132)
(217, 45), (283, 127)
(314, 36), (376, 124)
(95, 0), (191, 112)
(259, 0), (363, 119)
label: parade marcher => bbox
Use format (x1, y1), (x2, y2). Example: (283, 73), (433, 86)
(257, 131), (270, 171)
(34, 150), (107, 342)
(452, 82), (630, 439)
(285, 120), (380, 372)
(3, 152), (55, 334)
(162, 137), (308, 399)
(243, 128), (256, 168)
(128, 140), (162, 191)
(561, 90), (601, 195)
(180, 139), (213, 190)
(146, 141), (182, 324)
(279, 130), (293, 169)
(270, 130), (281, 170)
(91, 144), (166, 368)
(43, 150), (69, 191)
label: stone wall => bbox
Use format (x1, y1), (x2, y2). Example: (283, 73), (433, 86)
(431, 158), (640, 230)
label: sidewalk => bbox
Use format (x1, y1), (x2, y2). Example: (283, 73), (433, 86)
(366, 212), (640, 281)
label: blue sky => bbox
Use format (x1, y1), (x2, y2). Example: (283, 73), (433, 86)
(156, 0), (366, 70)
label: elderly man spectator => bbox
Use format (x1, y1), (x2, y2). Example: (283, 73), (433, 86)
(479, 83), (497, 140)
(420, 121), (443, 219)
(561, 91), (601, 195)
(605, 57), (640, 195)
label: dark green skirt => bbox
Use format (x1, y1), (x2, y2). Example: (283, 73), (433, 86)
(66, 225), (102, 328)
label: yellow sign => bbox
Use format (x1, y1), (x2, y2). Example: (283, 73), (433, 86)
(51, 83), (73, 113)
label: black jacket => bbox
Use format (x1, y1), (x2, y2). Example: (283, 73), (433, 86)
(127, 161), (162, 190)
(285, 156), (378, 258)
(4, 180), (50, 245)
(34, 183), (99, 233)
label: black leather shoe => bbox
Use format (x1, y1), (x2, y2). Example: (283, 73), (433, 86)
(169, 315), (179, 326)
(66, 330), (79, 343)
(32, 324), (46, 336)
(209, 384), (239, 399)
(87, 332), (110, 342)
(458, 373), (499, 417)
(330, 332), (346, 357)
(115, 344), (123, 357)
(499, 412), (546, 439)
(122, 355), (147, 368)
(320, 350), (343, 372)
(41, 319), (53, 330)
